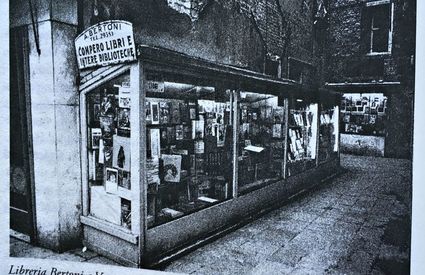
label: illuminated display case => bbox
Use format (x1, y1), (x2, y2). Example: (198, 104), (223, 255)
(79, 46), (341, 267)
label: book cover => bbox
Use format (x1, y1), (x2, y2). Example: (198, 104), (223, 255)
(162, 154), (182, 183)
(159, 101), (170, 124)
(105, 167), (118, 194)
(149, 128), (161, 159)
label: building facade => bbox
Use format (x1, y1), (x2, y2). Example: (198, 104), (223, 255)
(324, 0), (415, 158)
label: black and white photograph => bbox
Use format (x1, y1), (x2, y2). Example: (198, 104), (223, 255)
(4, 0), (425, 275)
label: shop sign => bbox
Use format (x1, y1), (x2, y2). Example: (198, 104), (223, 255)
(75, 20), (136, 69)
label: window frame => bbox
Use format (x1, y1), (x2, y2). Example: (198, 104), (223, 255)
(365, 0), (394, 56)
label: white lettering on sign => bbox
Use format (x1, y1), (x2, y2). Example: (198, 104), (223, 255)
(75, 20), (137, 69)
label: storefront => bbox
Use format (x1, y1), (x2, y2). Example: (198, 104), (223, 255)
(78, 45), (341, 267)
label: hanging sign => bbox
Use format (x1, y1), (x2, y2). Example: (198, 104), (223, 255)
(75, 20), (137, 69)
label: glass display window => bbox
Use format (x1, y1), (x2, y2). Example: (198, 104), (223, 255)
(286, 98), (318, 177)
(318, 105), (339, 163)
(340, 93), (387, 136)
(84, 70), (135, 231)
(144, 71), (235, 228)
(237, 91), (287, 194)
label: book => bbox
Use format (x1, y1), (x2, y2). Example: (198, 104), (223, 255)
(162, 154), (182, 183)
(91, 128), (102, 149)
(105, 168), (118, 194)
(149, 128), (161, 158)
(161, 208), (184, 218)
(159, 101), (170, 124)
(175, 125), (184, 140)
(170, 102), (181, 124)
(121, 199), (131, 229)
(198, 196), (218, 203)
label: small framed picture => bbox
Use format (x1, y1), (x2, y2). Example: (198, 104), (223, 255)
(105, 168), (118, 194)
(91, 128), (102, 149)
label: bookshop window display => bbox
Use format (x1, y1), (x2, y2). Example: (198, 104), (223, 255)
(238, 91), (286, 193)
(78, 46), (341, 267)
(340, 93), (387, 136)
(286, 99), (318, 177)
(145, 71), (234, 227)
(84, 70), (134, 231)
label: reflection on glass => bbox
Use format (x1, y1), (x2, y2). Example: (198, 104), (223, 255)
(319, 105), (339, 163)
(145, 73), (233, 228)
(85, 71), (132, 230)
(237, 91), (286, 194)
(287, 101), (318, 176)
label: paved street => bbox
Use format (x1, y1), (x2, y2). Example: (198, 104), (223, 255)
(162, 154), (412, 274)
(10, 154), (412, 274)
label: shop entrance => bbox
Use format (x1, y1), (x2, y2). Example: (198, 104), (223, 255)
(10, 27), (36, 240)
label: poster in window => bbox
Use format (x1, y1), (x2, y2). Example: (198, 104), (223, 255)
(170, 102), (181, 124)
(118, 170), (131, 190)
(117, 108), (131, 130)
(100, 94), (116, 116)
(217, 124), (226, 147)
(159, 101), (170, 124)
(162, 154), (182, 183)
(112, 135), (131, 171)
(118, 87), (131, 108)
(146, 101), (152, 124)
(151, 102), (160, 125)
(99, 115), (115, 144)
(105, 167), (118, 194)
(91, 128), (102, 149)
(192, 120), (204, 139)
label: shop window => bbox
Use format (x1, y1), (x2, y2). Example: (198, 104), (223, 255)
(286, 99), (318, 177)
(340, 93), (387, 136)
(237, 91), (286, 194)
(85, 71), (133, 230)
(362, 1), (393, 54)
(318, 105), (339, 163)
(145, 72), (234, 228)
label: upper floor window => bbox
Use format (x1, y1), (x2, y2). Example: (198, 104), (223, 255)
(362, 1), (394, 55)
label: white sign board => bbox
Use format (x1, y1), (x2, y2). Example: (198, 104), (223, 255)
(75, 20), (137, 69)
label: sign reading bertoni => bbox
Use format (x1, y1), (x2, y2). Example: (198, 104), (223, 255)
(75, 20), (136, 69)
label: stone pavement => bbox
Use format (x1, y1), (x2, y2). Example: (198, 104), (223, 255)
(10, 154), (412, 274)
(162, 154), (412, 274)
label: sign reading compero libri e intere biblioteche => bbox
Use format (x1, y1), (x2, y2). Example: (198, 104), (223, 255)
(75, 20), (137, 69)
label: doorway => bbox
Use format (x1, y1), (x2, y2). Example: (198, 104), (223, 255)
(10, 26), (36, 241)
